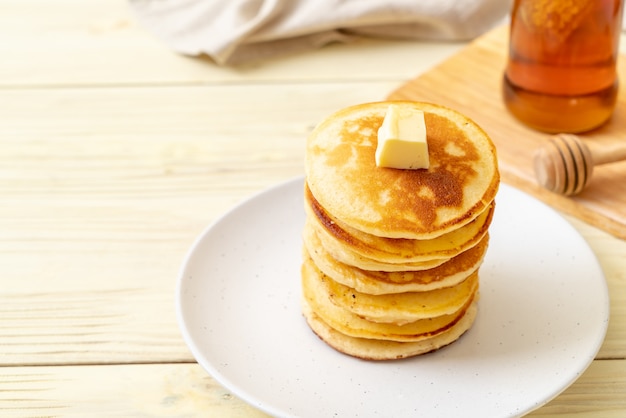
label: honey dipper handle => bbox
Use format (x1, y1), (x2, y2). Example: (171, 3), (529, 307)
(587, 141), (626, 166)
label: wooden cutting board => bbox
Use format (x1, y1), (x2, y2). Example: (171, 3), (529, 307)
(388, 25), (626, 240)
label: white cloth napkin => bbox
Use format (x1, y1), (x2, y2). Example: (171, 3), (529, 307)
(130, 0), (512, 65)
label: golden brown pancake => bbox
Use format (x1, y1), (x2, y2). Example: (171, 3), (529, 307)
(303, 219), (451, 272)
(302, 255), (479, 324)
(305, 101), (499, 240)
(305, 185), (494, 264)
(301, 259), (477, 340)
(302, 298), (478, 361)
(303, 228), (489, 294)
(300, 100), (499, 360)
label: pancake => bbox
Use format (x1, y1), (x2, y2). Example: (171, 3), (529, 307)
(306, 185), (494, 264)
(303, 227), (489, 294)
(302, 255), (479, 324)
(303, 219), (451, 272)
(301, 258), (477, 339)
(302, 298), (478, 361)
(300, 100), (499, 360)
(305, 101), (499, 240)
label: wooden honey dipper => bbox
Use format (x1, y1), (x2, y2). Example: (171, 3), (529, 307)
(533, 133), (626, 196)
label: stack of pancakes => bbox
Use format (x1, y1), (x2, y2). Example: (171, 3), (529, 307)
(301, 101), (499, 360)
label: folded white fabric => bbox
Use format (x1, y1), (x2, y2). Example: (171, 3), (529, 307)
(130, 0), (512, 65)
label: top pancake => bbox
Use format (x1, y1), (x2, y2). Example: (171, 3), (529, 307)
(305, 101), (499, 239)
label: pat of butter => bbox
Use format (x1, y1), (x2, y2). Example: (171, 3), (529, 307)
(375, 105), (429, 169)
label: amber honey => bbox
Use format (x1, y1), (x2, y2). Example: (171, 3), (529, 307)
(503, 0), (624, 133)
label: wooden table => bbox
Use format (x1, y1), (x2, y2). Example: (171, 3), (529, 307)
(2, 1), (625, 416)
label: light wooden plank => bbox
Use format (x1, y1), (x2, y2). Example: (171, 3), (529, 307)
(0, 363), (270, 418)
(528, 359), (626, 417)
(0, 0), (463, 87)
(0, 289), (190, 366)
(0, 360), (624, 417)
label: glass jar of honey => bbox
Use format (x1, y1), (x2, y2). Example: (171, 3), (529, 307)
(503, 0), (624, 133)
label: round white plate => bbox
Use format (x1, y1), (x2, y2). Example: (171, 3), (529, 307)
(177, 177), (609, 418)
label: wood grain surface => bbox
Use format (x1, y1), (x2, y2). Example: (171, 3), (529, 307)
(389, 25), (626, 239)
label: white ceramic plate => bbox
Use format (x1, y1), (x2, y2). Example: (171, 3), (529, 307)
(177, 177), (609, 418)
